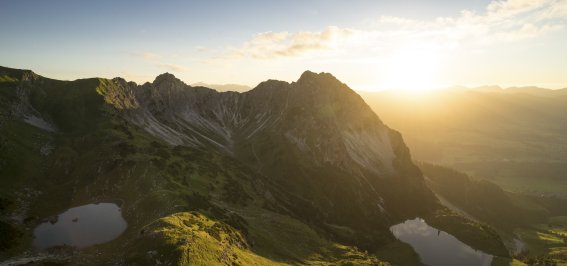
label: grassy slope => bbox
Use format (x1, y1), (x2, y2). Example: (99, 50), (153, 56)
(492, 257), (528, 266)
(0, 73), (51, 255)
(125, 212), (285, 266)
(514, 216), (567, 259)
(424, 208), (509, 257)
(374, 240), (424, 266)
(420, 162), (549, 230)
(421, 162), (567, 265)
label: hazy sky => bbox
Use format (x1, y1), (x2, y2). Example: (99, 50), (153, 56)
(1, 0), (566, 91)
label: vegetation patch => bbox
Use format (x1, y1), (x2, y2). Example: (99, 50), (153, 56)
(424, 208), (509, 257)
(127, 212), (281, 265)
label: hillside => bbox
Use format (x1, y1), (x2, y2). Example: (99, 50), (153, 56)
(421, 163), (567, 263)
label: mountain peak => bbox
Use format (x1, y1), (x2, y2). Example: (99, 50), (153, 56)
(153, 72), (182, 84)
(0, 66), (40, 82)
(298, 70), (318, 80)
(296, 70), (345, 89)
(297, 70), (334, 82)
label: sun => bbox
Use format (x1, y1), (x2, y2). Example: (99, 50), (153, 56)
(383, 50), (443, 93)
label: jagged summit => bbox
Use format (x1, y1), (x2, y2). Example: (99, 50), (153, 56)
(297, 70), (336, 83)
(296, 70), (342, 84)
(248, 79), (289, 94)
(0, 66), (40, 82)
(294, 70), (351, 97)
(144, 70), (349, 95)
(152, 72), (183, 85)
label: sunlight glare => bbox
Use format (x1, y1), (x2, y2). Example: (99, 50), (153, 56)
(383, 50), (443, 93)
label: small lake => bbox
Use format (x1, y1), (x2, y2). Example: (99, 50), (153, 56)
(391, 218), (493, 266)
(33, 203), (127, 249)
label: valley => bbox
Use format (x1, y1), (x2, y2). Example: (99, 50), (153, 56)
(361, 89), (567, 198)
(361, 89), (567, 264)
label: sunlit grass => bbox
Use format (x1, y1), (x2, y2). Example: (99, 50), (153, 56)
(491, 257), (528, 266)
(515, 216), (567, 256)
(0, 75), (17, 83)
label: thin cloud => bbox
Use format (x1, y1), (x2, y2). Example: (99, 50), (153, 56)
(143, 52), (162, 60)
(223, 0), (566, 60)
(136, 52), (188, 72)
(486, 0), (551, 18)
(232, 26), (355, 59)
(155, 63), (187, 72)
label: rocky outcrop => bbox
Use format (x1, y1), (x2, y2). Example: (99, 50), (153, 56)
(100, 71), (400, 175)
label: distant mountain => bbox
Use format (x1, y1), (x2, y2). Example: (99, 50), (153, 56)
(190, 82), (252, 92)
(0, 66), (506, 264)
(360, 87), (567, 197)
(469, 85), (503, 92)
(468, 85), (567, 97)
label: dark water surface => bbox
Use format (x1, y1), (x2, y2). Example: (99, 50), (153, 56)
(391, 218), (493, 266)
(33, 203), (127, 249)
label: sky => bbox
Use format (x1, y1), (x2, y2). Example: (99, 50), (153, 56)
(1, 0), (566, 91)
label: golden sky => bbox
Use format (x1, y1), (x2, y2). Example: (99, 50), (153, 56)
(1, 0), (566, 91)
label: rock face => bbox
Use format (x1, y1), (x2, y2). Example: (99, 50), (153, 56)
(98, 70), (437, 247)
(108, 72), (396, 172)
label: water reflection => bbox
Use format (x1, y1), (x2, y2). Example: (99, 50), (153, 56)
(391, 218), (493, 266)
(33, 203), (127, 249)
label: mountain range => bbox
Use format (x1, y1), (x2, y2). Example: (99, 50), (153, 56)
(0, 66), (509, 265)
